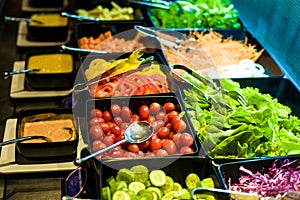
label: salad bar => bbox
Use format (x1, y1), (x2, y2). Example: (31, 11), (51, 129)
(0, 0), (299, 199)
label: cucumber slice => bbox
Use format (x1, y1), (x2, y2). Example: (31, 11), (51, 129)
(101, 186), (111, 200)
(112, 191), (130, 200)
(160, 176), (174, 195)
(200, 177), (214, 188)
(147, 187), (163, 199)
(106, 176), (116, 187)
(174, 188), (191, 199)
(145, 180), (152, 188)
(149, 170), (166, 187)
(193, 194), (216, 200)
(127, 190), (140, 200)
(185, 173), (201, 190)
(116, 168), (136, 184)
(173, 182), (182, 191)
(161, 191), (175, 200)
(111, 181), (128, 194)
(129, 181), (146, 194)
(130, 165), (149, 183)
(138, 189), (158, 200)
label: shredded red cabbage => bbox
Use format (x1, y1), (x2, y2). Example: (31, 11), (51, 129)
(228, 159), (300, 198)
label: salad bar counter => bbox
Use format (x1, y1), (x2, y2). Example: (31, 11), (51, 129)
(0, 0), (299, 199)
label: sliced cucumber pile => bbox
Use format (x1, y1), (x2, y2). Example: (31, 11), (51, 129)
(101, 164), (216, 200)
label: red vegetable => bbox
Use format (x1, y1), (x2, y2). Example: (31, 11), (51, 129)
(229, 159), (300, 198)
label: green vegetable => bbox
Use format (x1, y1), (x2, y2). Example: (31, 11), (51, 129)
(174, 188), (192, 199)
(102, 186), (111, 200)
(185, 173), (201, 190)
(103, 165), (217, 200)
(149, 170), (167, 187)
(128, 181), (146, 194)
(116, 168), (135, 184)
(182, 73), (300, 158)
(160, 176), (174, 194)
(130, 165), (149, 183)
(149, 0), (241, 29)
(112, 191), (130, 200)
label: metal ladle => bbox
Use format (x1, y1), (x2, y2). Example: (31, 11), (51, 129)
(75, 121), (154, 165)
(0, 136), (53, 147)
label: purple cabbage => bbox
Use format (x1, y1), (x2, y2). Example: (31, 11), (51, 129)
(228, 159), (300, 197)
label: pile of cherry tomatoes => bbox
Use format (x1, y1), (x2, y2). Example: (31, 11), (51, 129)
(88, 100), (196, 158)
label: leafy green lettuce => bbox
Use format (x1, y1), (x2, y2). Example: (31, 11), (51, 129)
(182, 75), (300, 158)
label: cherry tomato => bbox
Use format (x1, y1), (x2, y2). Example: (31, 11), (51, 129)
(155, 149), (168, 156)
(102, 111), (112, 122)
(103, 134), (116, 146)
(110, 124), (121, 137)
(90, 108), (102, 118)
(147, 116), (156, 124)
(110, 104), (121, 117)
(149, 102), (161, 115)
(121, 106), (132, 122)
(116, 133), (125, 142)
(139, 105), (150, 120)
(157, 127), (170, 139)
(113, 116), (123, 126)
(109, 149), (124, 158)
(89, 125), (104, 139)
(163, 102), (176, 113)
(127, 144), (139, 153)
(123, 151), (138, 158)
(180, 133), (194, 147)
(145, 151), (156, 157)
(171, 116), (184, 132)
(138, 140), (150, 151)
(106, 122), (116, 130)
(150, 138), (162, 152)
(120, 122), (129, 130)
(180, 146), (194, 154)
(137, 151), (144, 157)
(130, 114), (140, 123)
(150, 121), (160, 133)
(173, 119), (187, 132)
(89, 117), (105, 126)
(172, 133), (182, 148)
(156, 119), (165, 130)
(92, 140), (107, 152)
(99, 122), (110, 133)
(163, 140), (177, 154)
(171, 115), (181, 127)
(167, 111), (179, 122)
(156, 111), (166, 121)
(165, 122), (172, 130)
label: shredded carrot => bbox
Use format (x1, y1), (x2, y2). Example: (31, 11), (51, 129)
(163, 29), (264, 72)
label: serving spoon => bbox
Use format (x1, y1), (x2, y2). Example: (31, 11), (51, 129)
(4, 16), (43, 24)
(0, 136), (53, 147)
(74, 121), (154, 165)
(1, 69), (39, 79)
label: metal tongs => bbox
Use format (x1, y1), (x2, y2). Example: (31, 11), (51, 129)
(191, 188), (300, 200)
(135, 25), (191, 49)
(127, 0), (169, 9)
(72, 55), (154, 93)
(61, 12), (104, 22)
(128, 0), (200, 12)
